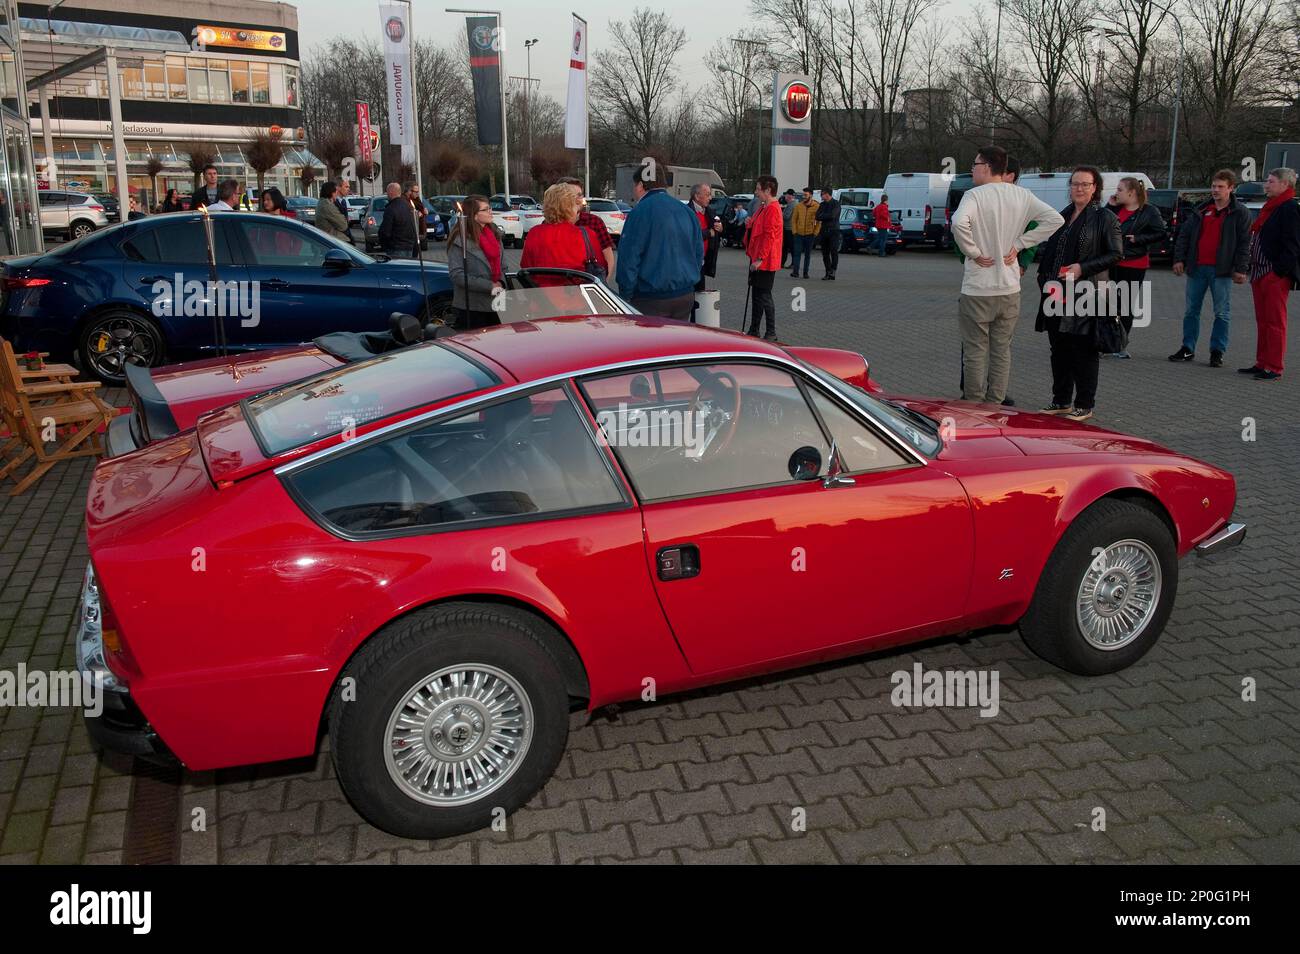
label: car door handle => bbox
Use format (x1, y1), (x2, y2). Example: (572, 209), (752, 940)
(261, 279), (290, 289)
(656, 545), (700, 581)
(137, 275), (167, 284)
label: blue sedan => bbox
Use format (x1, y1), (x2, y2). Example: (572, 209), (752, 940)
(0, 212), (454, 383)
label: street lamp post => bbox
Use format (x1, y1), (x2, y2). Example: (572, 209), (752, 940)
(524, 38), (538, 160)
(721, 67), (765, 185)
(1141, 0), (1184, 187)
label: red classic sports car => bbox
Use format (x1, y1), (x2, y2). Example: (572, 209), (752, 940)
(79, 310), (1244, 839)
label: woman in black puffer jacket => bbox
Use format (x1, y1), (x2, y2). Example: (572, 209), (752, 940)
(1035, 165), (1122, 421)
(1106, 177), (1166, 358)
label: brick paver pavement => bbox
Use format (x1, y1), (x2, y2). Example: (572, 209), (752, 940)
(3, 246), (1297, 864)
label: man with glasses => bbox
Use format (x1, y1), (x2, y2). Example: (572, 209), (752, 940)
(949, 146), (1063, 404)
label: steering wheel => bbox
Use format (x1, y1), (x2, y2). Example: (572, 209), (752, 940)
(687, 371), (741, 458)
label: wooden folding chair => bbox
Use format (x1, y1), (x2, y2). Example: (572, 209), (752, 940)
(0, 339), (116, 494)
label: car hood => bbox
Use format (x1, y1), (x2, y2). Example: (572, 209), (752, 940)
(888, 396), (1175, 460)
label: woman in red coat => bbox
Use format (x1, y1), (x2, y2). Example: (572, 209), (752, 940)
(520, 184), (600, 286)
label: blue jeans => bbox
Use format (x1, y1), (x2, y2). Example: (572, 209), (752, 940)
(875, 228), (889, 256)
(1181, 264), (1232, 353)
(792, 235), (814, 274)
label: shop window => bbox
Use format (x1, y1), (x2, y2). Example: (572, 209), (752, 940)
(121, 64), (144, 99)
(250, 63), (269, 104)
(269, 64), (285, 106)
(286, 67), (298, 108)
(166, 58), (187, 100)
(207, 60), (230, 103)
(144, 62), (166, 100)
(187, 58), (209, 102)
(231, 62), (250, 103)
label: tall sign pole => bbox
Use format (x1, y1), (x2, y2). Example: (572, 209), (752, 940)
(405, 0), (423, 190)
(565, 14), (589, 193)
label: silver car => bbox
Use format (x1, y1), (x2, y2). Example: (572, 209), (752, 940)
(38, 190), (109, 241)
(286, 195), (317, 223)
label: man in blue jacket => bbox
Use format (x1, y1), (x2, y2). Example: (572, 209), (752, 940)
(617, 157), (704, 321)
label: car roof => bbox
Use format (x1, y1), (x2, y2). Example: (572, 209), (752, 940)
(448, 314), (790, 384)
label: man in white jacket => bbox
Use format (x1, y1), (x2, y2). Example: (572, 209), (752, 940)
(950, 146), (1063, 403)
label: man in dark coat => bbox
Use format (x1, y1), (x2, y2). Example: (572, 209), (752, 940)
(378, 181), (418, 258)
(816, 188), (841, 279)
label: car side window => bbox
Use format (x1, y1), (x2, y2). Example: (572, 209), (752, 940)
(580, 362), (838, 502)
(840, 208), (854, 223)
(284, 386), (625, 536)
(239, 220), (332, 267)
(806, 389), (910, 474)
(121, 220), (236, 264)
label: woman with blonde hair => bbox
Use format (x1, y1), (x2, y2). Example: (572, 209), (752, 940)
(1107, 176), (1166, 358)
(519, 183), (601, 286)
(446, 194), (505, 329)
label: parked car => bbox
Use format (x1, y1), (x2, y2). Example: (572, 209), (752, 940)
(489, 192), (537, 210)
(882, 172), (952, 246)
(422, 199), (447, 243)
(345, 195), (368, 226)
(585, 197), (627, 240)
(94, 192), (120, 223)
(839, 205), (903, 254)
(1146, 188), (1211, 261)
(285, 195), (318, 223)
(0, 212), (453, 383)
(428, 195), (466, 234)
(79, 289), (1243, 839)
(37, 190), (109, 241)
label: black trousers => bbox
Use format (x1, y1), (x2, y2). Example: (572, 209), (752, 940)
(453, 307), (500, 330)
(1048, 328), (1100, 410)
(821, 231), (840, 274)
(1108, 264), (1146, 335)
(781, 230), (792, 267)
(747, 269), (776, 337)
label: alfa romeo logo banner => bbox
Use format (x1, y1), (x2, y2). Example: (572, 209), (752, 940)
(564, 16), (587, 150)
(378, 2), (413, 150)
(466, 15), (503, 147)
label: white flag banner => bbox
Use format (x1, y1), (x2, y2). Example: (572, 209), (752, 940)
(379, 2), (415, 160)
(564, 16), (587, 150)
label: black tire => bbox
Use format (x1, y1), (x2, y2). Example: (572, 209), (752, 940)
(78, 309), (164, 384)
(70, 219), (96, 240)
(329, 603), (570, 839)
(1019, 499), (1178, 675)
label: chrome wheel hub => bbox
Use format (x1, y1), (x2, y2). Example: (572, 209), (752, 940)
(384, 664), (532, 806)
(1076, 539), (1161, 650)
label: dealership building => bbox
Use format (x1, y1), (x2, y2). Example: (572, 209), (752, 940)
(13, 0), (315, 211)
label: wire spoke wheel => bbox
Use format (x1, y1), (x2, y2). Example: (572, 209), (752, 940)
(1075, 538), (1162, 651)
(383, 664), (533, 807)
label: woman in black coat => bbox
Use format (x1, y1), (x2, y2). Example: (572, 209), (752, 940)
(1035, 165), (1122, 421)
(1107, 177), (1166, 357)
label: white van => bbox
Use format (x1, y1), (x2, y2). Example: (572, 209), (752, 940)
(832, 187), (876, 207)
(882, 172), (953, 246)
(1017, 171), (1155, 213)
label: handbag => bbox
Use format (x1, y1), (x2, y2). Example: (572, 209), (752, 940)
(1094, 314), (1129, 354)
(577, 226), (607, 281)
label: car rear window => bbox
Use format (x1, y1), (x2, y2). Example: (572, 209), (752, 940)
(587, 199), (619, 212)
(245, 343), (498, 457)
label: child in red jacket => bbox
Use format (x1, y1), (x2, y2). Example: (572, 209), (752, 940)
(745, 175), (783, 339)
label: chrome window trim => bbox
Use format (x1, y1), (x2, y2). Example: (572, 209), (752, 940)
(274, 350), (928, 478)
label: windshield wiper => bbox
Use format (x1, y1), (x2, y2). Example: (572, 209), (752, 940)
(882, 399), (939, 434)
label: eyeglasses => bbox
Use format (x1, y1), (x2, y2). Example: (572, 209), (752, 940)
(972, 160), (989, 168)
(1069, 181), (1093, 188)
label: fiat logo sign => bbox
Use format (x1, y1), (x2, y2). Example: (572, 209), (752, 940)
(782, 81), (812, 122)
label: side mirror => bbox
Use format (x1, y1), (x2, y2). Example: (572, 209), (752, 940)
(788, 445), (822, 481)
(323, 249), (353, 269)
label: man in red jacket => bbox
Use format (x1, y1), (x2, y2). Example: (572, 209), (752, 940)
(873, 195), (891, 256)
(745, 175), (783, 339)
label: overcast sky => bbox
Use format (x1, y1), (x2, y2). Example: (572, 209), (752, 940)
(297, 1), (969, 106)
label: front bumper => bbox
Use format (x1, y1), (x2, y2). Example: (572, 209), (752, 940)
(1195, 521), (1246, 556)
(74, 564), (177, 763)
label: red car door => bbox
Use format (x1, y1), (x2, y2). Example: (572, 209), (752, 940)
(581, 361), (974, 676)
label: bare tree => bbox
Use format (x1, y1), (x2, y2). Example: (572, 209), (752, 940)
(590, 7), (687, 150)
(185, 145), (218, 192)
(245, 131), (284, 193)
(310, 127), (354, 179)
(144, 155), (165, 209)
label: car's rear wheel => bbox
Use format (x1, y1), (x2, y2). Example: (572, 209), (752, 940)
(329, 603), (570, 839)
(69, 219), (96, 240)
(78, 310), (163, 384)
(1019, 499), (1177, 675)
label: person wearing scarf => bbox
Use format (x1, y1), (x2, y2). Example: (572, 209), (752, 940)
(1033, 166), (1122, 422)
(1242, 168), (1299, 381)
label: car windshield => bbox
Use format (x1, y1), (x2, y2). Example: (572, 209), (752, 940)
(245, 343), (498, 457)
(797, 360), (941, 457)
(288, 197), (317, 208)
(483, 281), (631, 322)
(587, 199), (619, 212)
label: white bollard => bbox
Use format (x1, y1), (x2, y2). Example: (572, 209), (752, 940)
(695, 289), (721, 327)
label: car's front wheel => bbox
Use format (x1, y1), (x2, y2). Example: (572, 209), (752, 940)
(78, 310), (164, 384)
(1020, 499), (1178, 675)
(329, 603), (570, 839)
